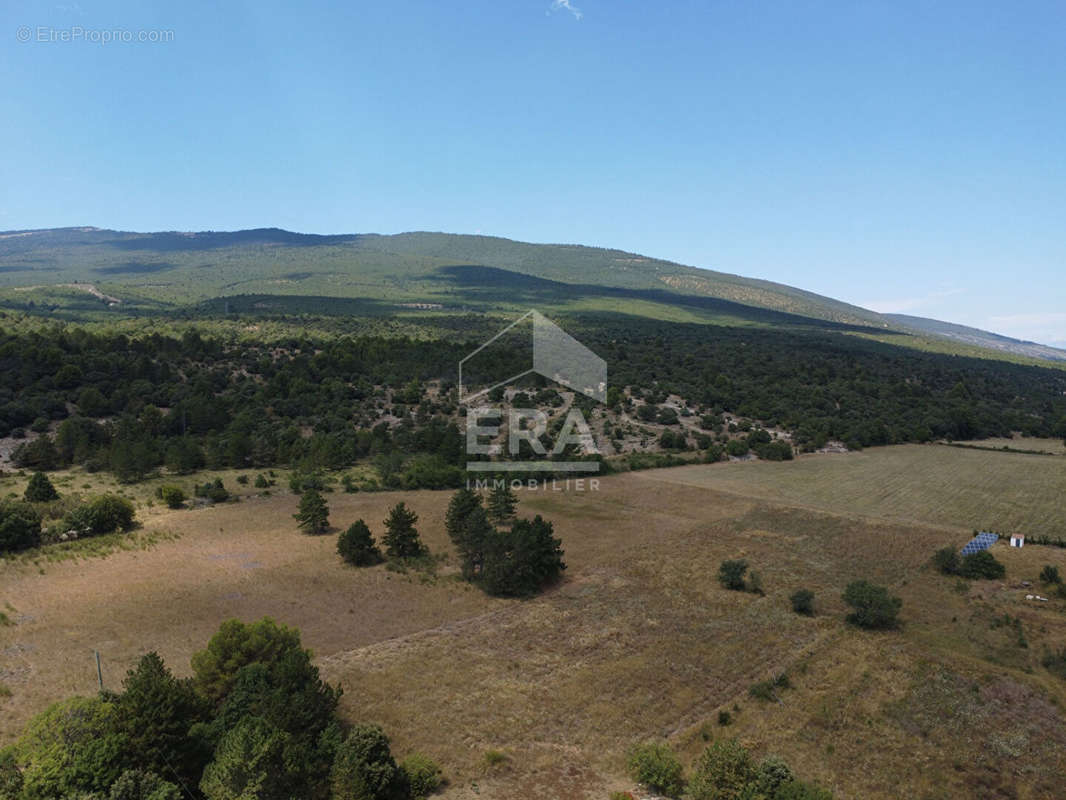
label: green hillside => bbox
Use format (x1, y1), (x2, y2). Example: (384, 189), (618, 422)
(3, 227), (1064, 370)
(0, 227), (888, 327)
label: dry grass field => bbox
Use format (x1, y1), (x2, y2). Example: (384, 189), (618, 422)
(2, 445), (1066, 799)
(960, 437), (1066, 456)
(640, 443), (1066, 534)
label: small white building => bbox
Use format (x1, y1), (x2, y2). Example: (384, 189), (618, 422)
(1010, 533), (1025, 548)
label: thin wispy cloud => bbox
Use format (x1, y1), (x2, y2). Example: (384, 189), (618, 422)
(549, 0), (583, 20)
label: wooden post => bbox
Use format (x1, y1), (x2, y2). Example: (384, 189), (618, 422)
(95, 650), (103, 692)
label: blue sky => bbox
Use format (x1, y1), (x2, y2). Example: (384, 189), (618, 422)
(2, 1), (1064, 345)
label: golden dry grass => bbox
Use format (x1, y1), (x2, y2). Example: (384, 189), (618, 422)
(963, 436), (1066, 455)
(1, 448), (1065, 798)
(638, 443), (1066, 534)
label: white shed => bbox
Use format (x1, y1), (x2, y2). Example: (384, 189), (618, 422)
(1010, 533), (1025, 548)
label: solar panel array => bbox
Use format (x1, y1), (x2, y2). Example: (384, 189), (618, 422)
(960, 532), (999, 556)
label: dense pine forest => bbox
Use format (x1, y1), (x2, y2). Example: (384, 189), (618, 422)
(2, 313), (1064, 488)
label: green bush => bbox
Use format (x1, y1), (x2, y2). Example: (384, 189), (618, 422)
(657, 407), (680, 425)
(400, 753), (443, 799)
(482, 749), (508, 768)
(0, 748), (22, 798)
(289, 472), (328, 494)
(156, 486), (186, 509)
(0, 500), (42, 553)
(61, 495), (136, 537)
(626, 741), (684, 797)
(842, 580), (902, 630)
(687, 739), (755, 800)
(24, 472), (59, 503)
(749, 673), (790, 702)
(330, 724), (405, 800)
(717, 559), (748, 591)
(399, 454), (464, 490)
(88, 494), (136, 534)
(1040, 565), (1061, 584)
(932, 546), (961, 575)
(959, 550), (1006, 580)
(338, 520), (383, 567)
(194, 479), (229, 503)
(753, 439), (794, 461)
(725, 439), (750, 457)
(1043, 648), (1066, 681)
(753, 756), (795, 796)
(790, 588), (815, 615)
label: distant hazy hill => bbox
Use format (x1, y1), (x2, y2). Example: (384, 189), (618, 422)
(886, 314), (1066, 363)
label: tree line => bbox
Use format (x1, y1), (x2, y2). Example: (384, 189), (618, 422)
(1, 317), (1064, 485)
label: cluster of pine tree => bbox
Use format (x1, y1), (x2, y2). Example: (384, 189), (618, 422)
(335, 502), (425, 566)
(444, 485), (565, 597)
(0, 618), (441, 800)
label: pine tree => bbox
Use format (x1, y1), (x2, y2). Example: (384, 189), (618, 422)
(23, 471), (59, 503)
(445, 488), (491, 579)
(487, 483), (517, 525)
(115, 653), (208, 791)
(337, 520), (383, 567)
(445, 488), (481, 543)
(480, 515), (565, 597)
(458, 505), (494, 580)
(294, 489), (329, 534)
(382, 502), (423, 558)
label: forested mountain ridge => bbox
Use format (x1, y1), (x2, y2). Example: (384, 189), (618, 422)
(4, 226), (1063, 366)
(0, 226), (897, 328)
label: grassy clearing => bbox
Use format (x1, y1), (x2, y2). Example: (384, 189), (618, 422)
(952, 436), (1066, 456)
(636, 443), (1066, 534)
(0, 528), (181, 566)
(1, 447), (1065, 798)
